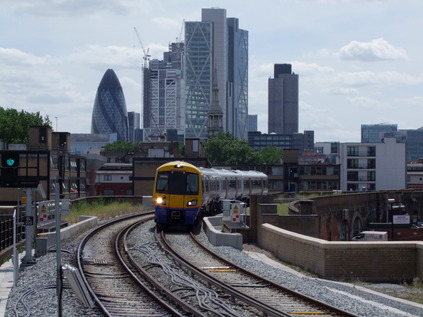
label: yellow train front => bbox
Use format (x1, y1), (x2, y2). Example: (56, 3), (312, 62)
(153, 161), (203, 226)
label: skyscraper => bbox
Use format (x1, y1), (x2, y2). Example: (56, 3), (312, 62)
(184, 20), (213, 139)
(143, 43), (185, 141)
(184, 8), (248, 139)
(91, 69), (129, 141)
(268, 64), (299, 135)
(128, 111), (141, 142)
(227, 17), (248, 140)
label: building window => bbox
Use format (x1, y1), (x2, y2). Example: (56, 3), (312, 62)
(104, 175), (112, 181)
(347, 146), (359, 156)
(347, 171), (358, 181)
(347, 159), (358, 168)
(367, 159), (376, 169)
(367, 146), (376, 157)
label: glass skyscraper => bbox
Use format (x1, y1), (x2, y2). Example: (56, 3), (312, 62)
(184, 20), (213, 139)
(91, 69), (129, 141)
(184, 8), (248, 140)
(227, 17), (248, 140)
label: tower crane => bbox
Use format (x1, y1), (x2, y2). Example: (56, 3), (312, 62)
(133, 27), (151, 68)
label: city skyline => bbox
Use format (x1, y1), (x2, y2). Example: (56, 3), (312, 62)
(1, 0), (423, 143)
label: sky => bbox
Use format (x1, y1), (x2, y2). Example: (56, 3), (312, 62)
(1, 0), (422, 143)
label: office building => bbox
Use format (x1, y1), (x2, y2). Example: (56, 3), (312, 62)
(248, 114), (258, 132)
(143, 43), (185, 141)
(128, 111), (141, 142)
(70, 133), (117, 155)
(361, 123), (397, 143)
(248, 130), (314, 151)
(184, 8), (248, 139)
(91, 69), (129, 141)
(268, 64), (299, 135)
(397, 128), (423, 162)
(227, 17), (249, 139)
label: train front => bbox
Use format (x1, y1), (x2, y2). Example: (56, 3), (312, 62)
(153, 162), (202, 226)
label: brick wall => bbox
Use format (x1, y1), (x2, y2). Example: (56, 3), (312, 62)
(259, 223), (422, 282)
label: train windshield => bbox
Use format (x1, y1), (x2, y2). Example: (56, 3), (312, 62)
(156, 171), (199, 195)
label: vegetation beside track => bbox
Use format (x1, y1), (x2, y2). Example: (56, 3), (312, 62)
(63, 200), (149, 224)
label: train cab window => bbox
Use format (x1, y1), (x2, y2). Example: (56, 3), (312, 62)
(156, 173), (169, 193)
(186, 173), (199, 195)
(156, 171), (199, 195)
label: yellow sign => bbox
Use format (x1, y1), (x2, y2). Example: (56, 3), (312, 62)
(21, 197), (26, 204)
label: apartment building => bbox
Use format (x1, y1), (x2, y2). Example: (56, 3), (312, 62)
(339, 137), (406, 191)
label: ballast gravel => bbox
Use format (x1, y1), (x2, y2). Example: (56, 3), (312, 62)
(4, 219), (423, 317)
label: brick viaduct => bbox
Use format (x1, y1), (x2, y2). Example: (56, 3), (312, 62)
(246, 191), (423, 282)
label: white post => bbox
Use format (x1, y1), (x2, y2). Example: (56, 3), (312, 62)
(22, 188), (34, 265)
(55, 181), (63, 317)
(12, 208), (18, 287)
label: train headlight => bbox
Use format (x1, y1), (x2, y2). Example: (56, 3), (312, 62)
(156, 196), (166, 205)
(187, 199), (197, 206)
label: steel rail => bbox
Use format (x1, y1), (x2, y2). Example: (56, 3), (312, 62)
(122, 222), (205, 316)
(158, 230), (291, 317)
(77, 212), (179, 317)
(189, 232), (358, 317)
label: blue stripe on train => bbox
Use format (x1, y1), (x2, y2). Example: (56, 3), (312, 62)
(155, 206), (200, 225)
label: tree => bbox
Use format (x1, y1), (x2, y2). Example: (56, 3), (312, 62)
(0, 107), (51, 144)
(204, 131), (259, 165)
(204, 131), (284, 166)
(257, 146), (283, 164)
(103, 141), (137, 153)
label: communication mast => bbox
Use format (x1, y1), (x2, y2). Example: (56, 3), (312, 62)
(133, 27), (151, 68)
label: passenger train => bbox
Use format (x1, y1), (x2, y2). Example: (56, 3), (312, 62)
(153, 161), (268, 227)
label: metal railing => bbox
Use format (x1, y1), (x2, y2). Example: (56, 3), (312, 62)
(0, 212), (26, 251)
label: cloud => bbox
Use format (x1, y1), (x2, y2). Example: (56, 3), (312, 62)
(0, 48), (49, 66)
(338, 38), (409, 61)
(67, 45), (141, 69)
(346, 95), (389, 110)
(6, 0), (141, 17)
(291, 61), (334, 75)
(339, 70), (422, 86)
(152, 17), (184, 31)
(323, 87), (358, 96)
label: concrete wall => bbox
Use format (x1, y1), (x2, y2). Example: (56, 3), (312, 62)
(203, 216), (243, 250)
(251, 192), (423, 282)
(259, 223), (422, 282)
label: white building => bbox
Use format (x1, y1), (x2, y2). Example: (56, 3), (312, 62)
(339, 138), (406, 191)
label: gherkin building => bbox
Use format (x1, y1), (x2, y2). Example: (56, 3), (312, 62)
(91, 69), (129, 141)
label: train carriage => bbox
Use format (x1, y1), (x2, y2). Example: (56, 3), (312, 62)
(153, 161), (267, 227)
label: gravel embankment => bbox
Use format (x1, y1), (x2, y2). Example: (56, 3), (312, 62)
(4, 220), (423, 317)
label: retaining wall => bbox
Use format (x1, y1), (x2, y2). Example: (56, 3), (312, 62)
(40, 216), (98, 249)
(259, 223), (423, 282)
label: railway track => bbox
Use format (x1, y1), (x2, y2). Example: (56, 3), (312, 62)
(160, 231), (358, 317)
(77, 212), (184, 317)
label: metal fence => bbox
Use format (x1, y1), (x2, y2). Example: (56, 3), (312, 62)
(0, 209), (26, 251)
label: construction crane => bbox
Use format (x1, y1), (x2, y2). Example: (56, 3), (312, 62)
(133, 26), (151, 68)
(176, 19), (185, 42)
(148, 113), (165, 140)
